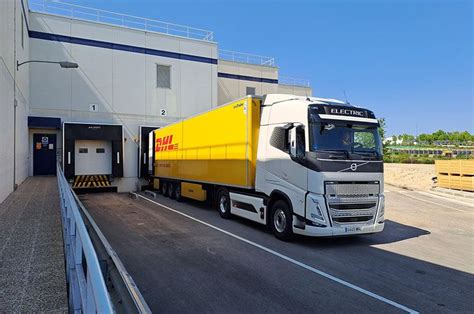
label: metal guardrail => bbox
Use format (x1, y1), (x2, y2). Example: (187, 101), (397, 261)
(29, 0), (214, 41)
(57, 164), (151, 313)
(219, 49), (275, 67)
(278, 76), (311, 87)
(57, 164), (114, 312)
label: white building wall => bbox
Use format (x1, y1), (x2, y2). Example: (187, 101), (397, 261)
(28, 12), (218, 192)
(0, 0), (30, 203)
(278, 84), (312, 97)
(217, 60), (278, 105)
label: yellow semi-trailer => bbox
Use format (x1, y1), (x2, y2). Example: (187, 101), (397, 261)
(151, 94), (385, 240)
(153, 96), (261, 191)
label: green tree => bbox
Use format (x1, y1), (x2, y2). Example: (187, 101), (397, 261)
(432, 130), (448, 142)
(377, 118), (386, 140)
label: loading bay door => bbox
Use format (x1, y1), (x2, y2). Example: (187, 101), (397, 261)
(75, 140), (112, 175)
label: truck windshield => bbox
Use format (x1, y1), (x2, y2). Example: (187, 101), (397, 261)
(309, 123), (382, 157)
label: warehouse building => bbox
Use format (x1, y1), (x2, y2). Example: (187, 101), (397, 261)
(0, 0), (312, 203)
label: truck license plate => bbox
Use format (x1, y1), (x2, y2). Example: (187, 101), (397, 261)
(344, 226), (361, 233)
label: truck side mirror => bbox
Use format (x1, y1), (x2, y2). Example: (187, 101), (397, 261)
(289, 127), (297, 157)
(288, 126), (305, 160)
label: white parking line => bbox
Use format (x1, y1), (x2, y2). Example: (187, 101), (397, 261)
(135, 193), (418, 314)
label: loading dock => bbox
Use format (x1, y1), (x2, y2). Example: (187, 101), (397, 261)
(138, 126), (159, 179)
(75, 140), (112, 176)
(63, 123), (123, 188)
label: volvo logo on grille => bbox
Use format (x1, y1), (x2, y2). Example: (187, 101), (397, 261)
(350, 163), (358, 171)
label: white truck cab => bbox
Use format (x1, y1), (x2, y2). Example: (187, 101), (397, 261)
(255, 94), (385, 238)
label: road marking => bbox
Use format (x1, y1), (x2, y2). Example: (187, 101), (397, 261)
(135, 193), (418, 314)
(417, 191), (474, 208)
(396, 191), (470, 213)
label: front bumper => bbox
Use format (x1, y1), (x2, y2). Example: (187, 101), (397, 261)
(295, 190), (385, 237)
(293, 221), (385, 237)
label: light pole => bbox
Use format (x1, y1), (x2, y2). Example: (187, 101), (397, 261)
(17, 60), (79, 70)
(13, 59), (78, 189)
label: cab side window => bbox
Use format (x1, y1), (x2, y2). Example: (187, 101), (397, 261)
(295, 126), (305, 159)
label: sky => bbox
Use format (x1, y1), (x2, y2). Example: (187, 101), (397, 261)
(60, 0), (472, 136)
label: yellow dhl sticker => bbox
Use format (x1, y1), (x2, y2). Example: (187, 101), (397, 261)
(155, 135), (178, 152)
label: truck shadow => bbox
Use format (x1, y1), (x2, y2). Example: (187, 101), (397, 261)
(159, 196), (431, 246)
(294, 219), (431, 246)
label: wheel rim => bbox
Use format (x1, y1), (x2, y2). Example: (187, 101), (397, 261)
(175, 186), (180, 198)
(219, 195), (228, 213)
(273, 208), (286, 233)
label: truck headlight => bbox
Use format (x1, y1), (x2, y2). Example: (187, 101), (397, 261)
(309, 196), (325, 223)
(377, 195), (385, 223)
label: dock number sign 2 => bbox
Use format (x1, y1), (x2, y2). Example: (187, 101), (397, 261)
(160, 109), (167, 116)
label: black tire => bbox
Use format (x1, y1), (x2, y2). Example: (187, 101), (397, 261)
(161, 182), (168, 197)
(174, 183), (182, 202)
(270, 200), (293, 241)
(168, 183), (175, 199)
(216, 189), (231, 219)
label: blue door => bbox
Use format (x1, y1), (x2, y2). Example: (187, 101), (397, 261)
(33, 133), (57, 176)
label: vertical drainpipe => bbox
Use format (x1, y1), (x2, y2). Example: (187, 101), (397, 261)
(13, 0), (17, 190)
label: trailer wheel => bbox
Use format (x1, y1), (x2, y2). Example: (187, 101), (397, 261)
(174, 183), (182, 202)
(161, 182), (168, 197)
(168, 183), (176, 199)
(216, 189), (231, 219)
(270, 200), (293, 241)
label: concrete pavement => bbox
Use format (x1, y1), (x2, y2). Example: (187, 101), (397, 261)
(80, 186), (474, 313)
(0, 177), (68, 312)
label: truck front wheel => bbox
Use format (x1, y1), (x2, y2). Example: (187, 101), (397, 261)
(217, 189), (231, 219)
(271, 200), (293, 241)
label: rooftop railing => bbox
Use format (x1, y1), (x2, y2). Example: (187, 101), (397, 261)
(219, 49), (275, 67)
(29, 0), (214, 42)
(279, 76), (311, 87)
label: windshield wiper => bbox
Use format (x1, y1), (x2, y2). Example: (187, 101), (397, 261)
(318, 149), (349, 159)
(352, 150), (379, 159)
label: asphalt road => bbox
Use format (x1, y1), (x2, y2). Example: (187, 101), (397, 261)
(80, 186), (474, 313)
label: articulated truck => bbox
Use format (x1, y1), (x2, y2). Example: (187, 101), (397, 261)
(149, 94), (385, 240)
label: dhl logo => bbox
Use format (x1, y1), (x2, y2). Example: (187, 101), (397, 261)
(155, 135), (178, 152)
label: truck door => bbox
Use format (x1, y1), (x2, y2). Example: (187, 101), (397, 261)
(282, 125), (308, 214)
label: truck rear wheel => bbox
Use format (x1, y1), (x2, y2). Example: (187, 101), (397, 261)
(161, 182), (168, 197)
(216, 189), (231, 219)
(271, 200), (293, 241)
(174, 183), (182, 202)
(168, 183), (176, 199)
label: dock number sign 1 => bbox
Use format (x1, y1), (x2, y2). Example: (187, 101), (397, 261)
(89, 104), (99, 112)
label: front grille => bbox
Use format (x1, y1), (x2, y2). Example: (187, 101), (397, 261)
(333, 216), (373, 223)
(330, 203), (376, 210)
(325, 182), (380, 225)
(325, 182), (379, 197)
